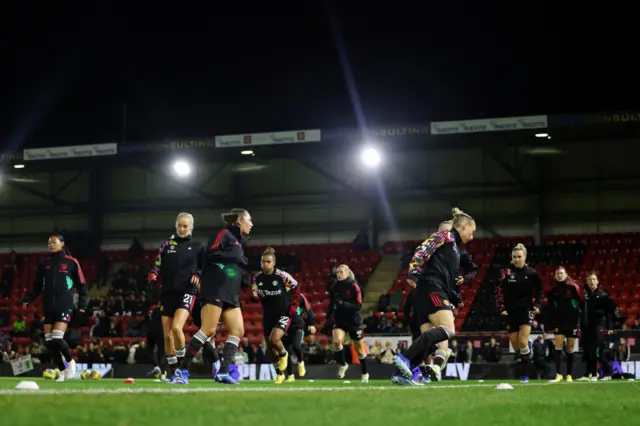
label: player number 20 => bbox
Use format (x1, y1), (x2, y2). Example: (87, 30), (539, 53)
(183, 294), (194, 307)
(278, 316), (289, 328)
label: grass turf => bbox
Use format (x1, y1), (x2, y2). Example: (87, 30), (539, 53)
(0, 378), (638, 426)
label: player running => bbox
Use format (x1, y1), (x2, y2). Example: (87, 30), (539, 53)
(393, 208), (476, 385)
(174, 208), (252, 385)
(546, 266), (582, 383)
(148, 213), (204, 381)
(579, 271), (616, 381)
(283, 293), (316, 382)
(495, 243), (542, 383)
(252, 247), (301, 384)
(146, 303), (168, 381)
(22, 234), (87, 382)
(328, 264), (369, 383)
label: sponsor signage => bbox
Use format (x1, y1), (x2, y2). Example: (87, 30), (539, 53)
(10, 355), (33, 376)
(430, 115), (548, 135)
(23, 143), (118, 161)
(215, 129), (321, 148)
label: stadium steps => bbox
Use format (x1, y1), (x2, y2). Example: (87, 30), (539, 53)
(361, 254), (401, 312)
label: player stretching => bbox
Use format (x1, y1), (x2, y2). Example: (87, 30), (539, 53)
(393, 208), (476, 385)
(174, 208), (252, 385)
(252, 247), (301, 384)
(148, 212), (204, 382)
(547, 266), (582, 383)
(22, 234), (87, 382)
(495, 243), (542, 383)
(283, 293), (316, 382)
(328, 264), (369, 383)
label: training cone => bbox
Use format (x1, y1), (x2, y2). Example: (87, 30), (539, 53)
(124, 378), (135, 384)
(15, 381), (40, 391)
(496, 383), (514, 390)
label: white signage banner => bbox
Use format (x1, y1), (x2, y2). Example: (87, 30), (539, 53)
(23, 143), (118, 161)
(430, 115), (548, 135)
(215, 129), (321, 148)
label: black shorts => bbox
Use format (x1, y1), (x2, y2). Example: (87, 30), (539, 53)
(160, 292), (197, 317)
(413, 288), (454, 325)
(43, 308), (73, 325)
(333, 318), (364, 341)
(201, 298), (240, 311)
(554, 321), (579, 338)
(505, 309), (534, 332)
(263, 313), (291, 336)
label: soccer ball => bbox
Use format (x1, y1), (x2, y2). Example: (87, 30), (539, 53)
(81, 369), (101, 380)
(43, 369), (59, 380)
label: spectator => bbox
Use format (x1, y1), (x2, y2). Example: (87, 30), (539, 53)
(234, 346), (248, 366)
(379, 341), (395, 364)
(11, 315), (28, 338)
(484, 337), (501, 363)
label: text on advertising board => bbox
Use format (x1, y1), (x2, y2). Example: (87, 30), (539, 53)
(430, 115), (548, 135)
(23, 143), (118, 161)
(215, 129), (321, 148)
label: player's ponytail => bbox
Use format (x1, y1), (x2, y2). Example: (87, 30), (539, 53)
(263, 247), (276, 260)
(451, 207), (475, 229)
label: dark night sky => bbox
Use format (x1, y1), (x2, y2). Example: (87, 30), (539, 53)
(0, 3), (636, 150)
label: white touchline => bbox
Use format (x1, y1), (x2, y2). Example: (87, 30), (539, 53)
(0, 380), (630, 396)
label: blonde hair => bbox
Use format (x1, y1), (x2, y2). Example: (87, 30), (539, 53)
(221, 208), (248, 225)
(451, 207), (475, 229)
(176, 212), (194, 231)
(439, 220), (453, 230)
(263, 247), (276, 259)
(338, 264), (355, 280)
(512, 243), (528, 258)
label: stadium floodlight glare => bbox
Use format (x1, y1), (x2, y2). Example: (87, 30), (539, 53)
(172, 159), (192, 178)
(14, 164), (25, 169)
(360, 147), (381, 168)
(241, 150), (254, 155)
(535, 133), (549, 138)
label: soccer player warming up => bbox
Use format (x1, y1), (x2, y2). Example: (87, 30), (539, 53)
(495, 243), (542, 383)
(327, 264), (369, 383)
(546, 266), (582, 383)
(173, 208), (252, 385)
(283, 293), (316, 382)
(252, 247), (301, 384)
(393, 208), (476, 386)
(148, 212), (204, 383)
(22, 234), (87, 382)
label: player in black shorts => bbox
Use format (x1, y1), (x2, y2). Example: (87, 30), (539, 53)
(283, 293), (316, 382)
(22, 234), (87, 382)
(579, 271), (616, 381)
(547, 266), (582, 383)
(495, 243), (542, 383)
(175, 208), (252, 385)
(404, 219), (477, 382)
(327, 264), (369, 383)
(252, 247), (301, 384)
(394, 208), (476, 385)
(148, 212), (204, 382)
(146, 303), (167, 381)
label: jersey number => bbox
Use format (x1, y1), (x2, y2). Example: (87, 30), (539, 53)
(278, 316), (290, 328)
(183, 294), (195, 307)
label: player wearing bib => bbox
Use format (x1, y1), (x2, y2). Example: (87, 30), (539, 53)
(547, 266), (582, 383)
(253, 247), (300, 384)
(148, 213), (204, 380)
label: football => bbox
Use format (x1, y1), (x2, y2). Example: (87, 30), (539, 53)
(81, 369), (101, 380)
(43, 369), (59, 380)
